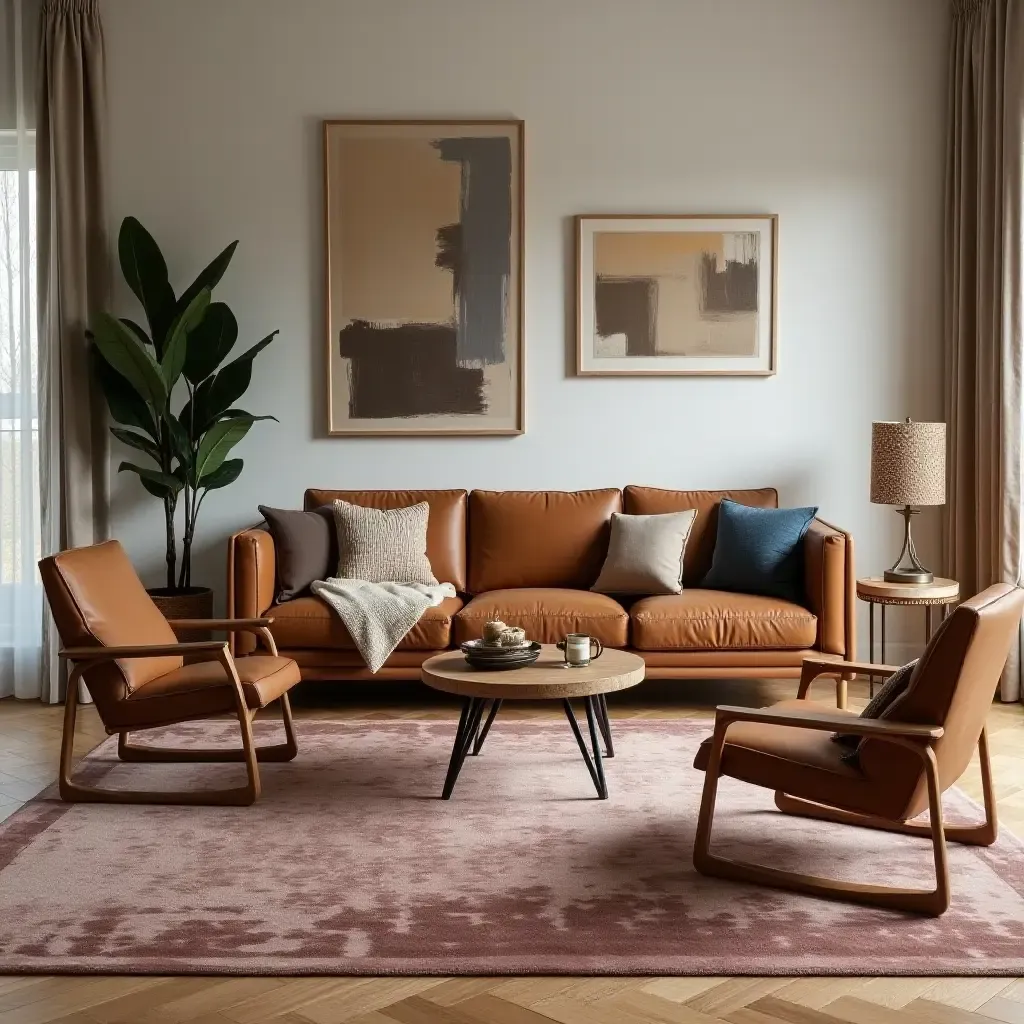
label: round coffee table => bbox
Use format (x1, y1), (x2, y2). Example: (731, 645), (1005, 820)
(421, 645), (645, 800)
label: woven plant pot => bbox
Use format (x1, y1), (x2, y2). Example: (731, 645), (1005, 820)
(148, 587), (214, 645)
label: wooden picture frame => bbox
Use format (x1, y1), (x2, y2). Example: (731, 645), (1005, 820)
(575, 213), (778, 377)
(323, 119), (525, 435)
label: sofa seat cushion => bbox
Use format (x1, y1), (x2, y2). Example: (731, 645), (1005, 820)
(692, 699), (881, 816)
(454, 589), (628, 646)
(631, 590), (817, 651)
(267, 595), (463, 650)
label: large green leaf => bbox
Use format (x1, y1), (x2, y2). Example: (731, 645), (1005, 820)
(176, 240), (238, 321)
(120, 318), (152, 347)
(182, 302), (237, 385)
(199, 457), (243, 490)
(91, 343), (158, 436)
(166, 414), (193, 474)
(195, 331), (278, 429)
(178, 376), (213, 442)
(110, 427), (161, 462)
(118, 461), (184, 499)
(117, 217), (176, 351)
(193, 416), (253, 483)
(160, 287), (211, 390)
(90, 313), (167, 411)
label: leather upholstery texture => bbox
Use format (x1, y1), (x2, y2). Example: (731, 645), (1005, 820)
(858, 584), (1024, 820)
(468, 489), (622, 593)
(111, 656), (301, 730)
(228, 527), (277, 655)
(630, 590), (817, 650)
(623, 486), (778, 586)
(454, 589), (629, 646)
(692, 698), (880, 815)
(693, 585), (1024, 823)
(39, 540), (183, 715)
(266, 595), (463, 651)
(304, 489), (467, 591)
(803, 519), (851, 656)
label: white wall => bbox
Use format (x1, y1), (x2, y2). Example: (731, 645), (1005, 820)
(102, 0), (949, 658)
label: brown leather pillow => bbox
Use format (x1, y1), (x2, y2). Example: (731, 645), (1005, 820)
(258, 505), (337, 603)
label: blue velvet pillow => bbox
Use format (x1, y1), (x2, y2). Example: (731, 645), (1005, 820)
(701, 499), (818, 604)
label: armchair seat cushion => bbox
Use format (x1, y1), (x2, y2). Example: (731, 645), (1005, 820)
(693, 699), (883, 817)
(111, 655), (300, 730)
(631, 590), (817, 650)
(267, 595), (463, 651)
(454, 589), (629, 646)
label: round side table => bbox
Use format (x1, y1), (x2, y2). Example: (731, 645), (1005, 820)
(856, 576), (960, 695)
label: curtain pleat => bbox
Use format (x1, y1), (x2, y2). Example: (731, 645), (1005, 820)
(36, 0), (107, 703)
(944, 0), (1024, 702)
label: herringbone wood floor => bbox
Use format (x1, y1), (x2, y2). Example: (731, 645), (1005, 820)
(1, 676), (1023, 1024)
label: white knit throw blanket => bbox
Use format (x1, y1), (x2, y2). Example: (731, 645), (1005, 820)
(310, 578), (456, 673)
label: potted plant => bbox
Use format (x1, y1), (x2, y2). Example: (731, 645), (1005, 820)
(89, 216), (277, 619)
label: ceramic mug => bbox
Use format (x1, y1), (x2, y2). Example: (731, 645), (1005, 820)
(556, 633), (604, 667)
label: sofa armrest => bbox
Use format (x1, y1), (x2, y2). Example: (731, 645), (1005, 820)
(803, 518), (855, 659)
(226, 527), (276, 656)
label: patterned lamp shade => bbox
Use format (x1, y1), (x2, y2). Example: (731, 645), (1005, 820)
(870, 420), (946, 506)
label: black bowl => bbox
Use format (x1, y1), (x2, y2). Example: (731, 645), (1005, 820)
(462, 640), (541, 670)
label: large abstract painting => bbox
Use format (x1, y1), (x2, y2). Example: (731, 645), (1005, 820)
(576, 215), (777, 376)
(324, 120), (524, 434)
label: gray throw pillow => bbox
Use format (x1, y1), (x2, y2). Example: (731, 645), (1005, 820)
(591, 510), (698, 595)
(832, 658), (919, 755)
(258, 505), (337, 603)
(332, 500), (438, 585)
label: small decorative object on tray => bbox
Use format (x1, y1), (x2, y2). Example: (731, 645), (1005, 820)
(461, 624), (541, 671)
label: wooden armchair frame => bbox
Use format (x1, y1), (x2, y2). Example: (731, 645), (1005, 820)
(59, 619), (297, 807)
(693, 658), (997, 917)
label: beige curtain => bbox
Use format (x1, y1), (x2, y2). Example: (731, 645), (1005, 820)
(945, 0), (1024, 702)
(36, 0), (108, 701)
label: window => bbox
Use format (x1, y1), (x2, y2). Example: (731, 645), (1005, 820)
(0, 0), (42, 696)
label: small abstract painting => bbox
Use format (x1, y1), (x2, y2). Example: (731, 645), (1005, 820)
(324, 120), (524, 434)
(576, 215), (777, 376)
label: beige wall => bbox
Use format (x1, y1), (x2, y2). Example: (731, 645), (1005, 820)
(102, 0), (949, 659)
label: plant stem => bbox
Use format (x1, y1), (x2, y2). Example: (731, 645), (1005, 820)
(164, 495), (176, 590)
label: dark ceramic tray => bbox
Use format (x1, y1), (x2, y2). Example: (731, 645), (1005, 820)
(461, 640), (542, 670)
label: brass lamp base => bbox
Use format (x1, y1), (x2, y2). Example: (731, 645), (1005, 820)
(884, 505), (934, 585)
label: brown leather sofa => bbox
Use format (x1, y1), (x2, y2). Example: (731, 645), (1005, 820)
(227, 487), (855, 684)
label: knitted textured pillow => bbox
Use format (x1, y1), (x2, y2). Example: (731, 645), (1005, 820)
(331, 500), (438, 585)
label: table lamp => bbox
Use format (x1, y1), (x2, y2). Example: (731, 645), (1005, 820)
(870, 418), (946, 584)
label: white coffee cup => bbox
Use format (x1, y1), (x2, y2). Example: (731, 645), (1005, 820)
(556, 633), (604, 667)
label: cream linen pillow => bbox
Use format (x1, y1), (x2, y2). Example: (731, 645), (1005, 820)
(331, 500), (438, 585)
(591, 510), (697, 595)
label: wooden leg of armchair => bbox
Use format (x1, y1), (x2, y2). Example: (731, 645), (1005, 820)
(59, 663), (265, 807)
(692, 722), (952, 916)
(775, 728), (997, 848)
(118, 693), (299, 764)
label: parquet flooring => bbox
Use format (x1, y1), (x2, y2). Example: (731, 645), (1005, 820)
(1, 676), (1023, 1024)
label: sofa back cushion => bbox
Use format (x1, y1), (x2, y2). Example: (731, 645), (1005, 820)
(623, 486), (778, 586)
(304, 489), (467, 590)
(468, 489), (622, 593)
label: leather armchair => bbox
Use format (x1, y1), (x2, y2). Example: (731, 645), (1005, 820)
(692, 583), (1024, 916)
(39, 540), (301, 806)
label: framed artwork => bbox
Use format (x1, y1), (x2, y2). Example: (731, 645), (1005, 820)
(575, 214), (778, 376)
(324, 119), (524, 435)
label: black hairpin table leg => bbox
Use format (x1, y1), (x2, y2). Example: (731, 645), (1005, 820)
(596, 692), (614, 757)
(472, 699), (502, 755)
(441, 697), (487, 799)
(562, 698), (609, 799)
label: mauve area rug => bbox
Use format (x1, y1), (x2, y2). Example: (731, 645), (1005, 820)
(0, 718), (1023, 976)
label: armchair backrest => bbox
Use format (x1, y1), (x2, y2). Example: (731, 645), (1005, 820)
(859, 583), (1024, 819)
(38, 540), (181, 720)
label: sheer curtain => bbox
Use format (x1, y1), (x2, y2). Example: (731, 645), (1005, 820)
(0, 0), (42, 700)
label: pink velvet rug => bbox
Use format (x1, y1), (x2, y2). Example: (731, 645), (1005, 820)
(1, 718), (1022, 976)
